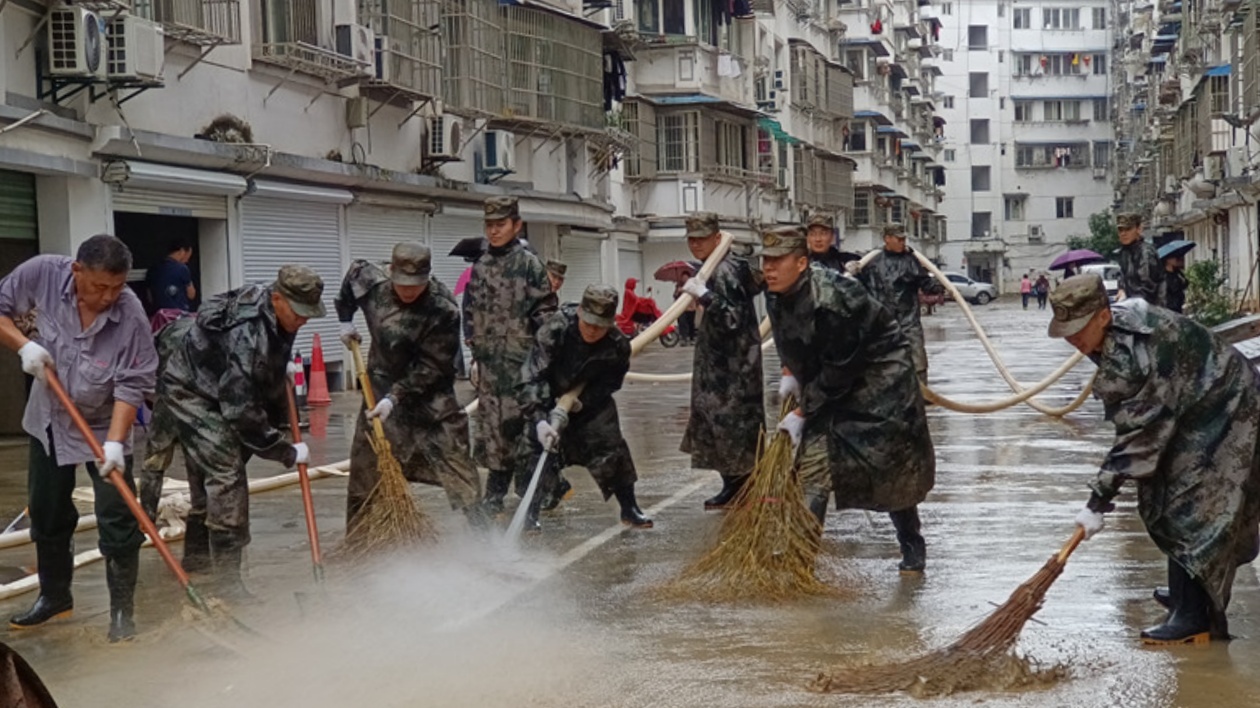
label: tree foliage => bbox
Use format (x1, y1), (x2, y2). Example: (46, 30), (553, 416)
(1185, 259), (1234, 327)
(1065, 212), (1121, 259)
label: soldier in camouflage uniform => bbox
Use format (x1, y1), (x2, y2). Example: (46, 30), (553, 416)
(336, 243), (484, 528)
(805, 214), (861, 273)
(1115, 212), (1164, 306)
(545, 259), (567, 294)
(1058, 274), (1260, 644)
(762, 227), (936, 573)
(855, 223), (941, 382)
(677, 212), (766, 510)
(155, 265), (324, 595)
(540, 257), (573, 511)
(465, 196), (558, 514)
(518, 285), (652, 531)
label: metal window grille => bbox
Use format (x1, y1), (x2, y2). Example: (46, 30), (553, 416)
(135, 0), (241, 45)
(851, 190), (870, 226)
(1245, 6), (1260, 119)
(442, 0), (506, 116)
(1015, 142), (1088, 168)
(622, 100), (658, 178)
(360, 0), (443, 99)
(1093, 141), (1112, 168)
(657, 111), (699, 172)
(1055, 197), (1074, 219)
(503, 7), (602, 129)
(714, 120), (747, 172)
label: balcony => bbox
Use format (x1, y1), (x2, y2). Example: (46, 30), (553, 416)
(359, 0), (443, 103)
(254, 1), (369, 80)
(139, 0), (242, 46)
(634, 42), (754, 107)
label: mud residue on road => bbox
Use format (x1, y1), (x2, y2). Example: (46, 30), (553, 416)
(809, 649), (1069, 698)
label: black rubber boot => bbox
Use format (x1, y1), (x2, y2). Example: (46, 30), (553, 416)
(9, 542), (74, 629)
(1141, 559), (1212, 644)
(182, 514), (211, 575)
(703, 476), (747, 510)
(807, 494), (828, 527)
(614, 486), (653, 529)
(105, 550), (139, 643)
(481, 469), (512, 516)
(541, 475), (572, 512)
(1153, 586), (1171, 609)
(209, 532), (256, 603)
(890, 507), (926, 573)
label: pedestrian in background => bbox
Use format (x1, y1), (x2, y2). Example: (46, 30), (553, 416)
(1035, 273), (1050, 310)
(1020, 273), (1032, 309)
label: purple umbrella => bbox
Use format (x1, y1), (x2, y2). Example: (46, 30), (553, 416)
(1049, 249), (1103, 271)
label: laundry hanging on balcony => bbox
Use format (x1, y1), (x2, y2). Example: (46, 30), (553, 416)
(604, 51), (627, 110)
(717, 54), (742, 78)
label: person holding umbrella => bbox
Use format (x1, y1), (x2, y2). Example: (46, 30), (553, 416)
(1116, 212), (1164, 306)
(655, 260), (699, 345)
(0, 236), (158, 642)
(1158, 240), (1195, 314)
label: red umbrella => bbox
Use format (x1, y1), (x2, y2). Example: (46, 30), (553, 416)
(654, 260), (698, 284)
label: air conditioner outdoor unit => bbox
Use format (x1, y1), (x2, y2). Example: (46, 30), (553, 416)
(1028, 225), (1044, 242)
(47, 7), (107, 80)
(427, 116), (462, 160)
(1092, 167), (1107, 180)
(484, 131), (516, 172)
(773, 69), (785, 90)
(106, 15), (165, 82)
(335, 23), (375, 76)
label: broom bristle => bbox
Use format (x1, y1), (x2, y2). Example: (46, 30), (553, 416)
(339, 432), (438, 559)
(660, 400), (847, 602)
(808, 552), (1069, 695)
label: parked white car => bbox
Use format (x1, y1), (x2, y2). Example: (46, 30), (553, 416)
(942, 272), (998, 305)
(1079, 263), (1121, 302)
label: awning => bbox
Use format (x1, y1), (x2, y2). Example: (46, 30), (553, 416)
(1011, 95), (1109, 101)
(901, 141), (922, 151)
(840, 38), (890, 57)
(855, 110), (893, 125)
(910, 152), (933, 160)
(648, 94), (762, 117)
(757, 117), (800, 145)
(103, 160), (248, 196)
(1205, 64), (1232, 77)
(876, 126), (908, 137)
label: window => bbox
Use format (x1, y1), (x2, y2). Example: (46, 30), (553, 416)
(715, 120), (748, 171)
(943, 149), (956, 162)
(943, 49), (954, 62)
(852, 191), (871, 226)
(848, 122), (868, 151)
(1004, 196), (1026, 221)
(259, 0), (318, 45)
(1209, 74), (1231, 114)
(1016, 54), (1034, 75)
(1093, 98), (1108, 121)
(1013, 8), (1031, 29)
(846, 50), (866, 80)
(971, 166), (992, 191)
(1056, 197), (1075, 218)
(1043, 8), (1081, 30)
(757, 129), (774, 181)
(1044, 100), (1065, 121)
(1063, 101), (1082, 121)
(1093, 141), (1112, 168)
(969, 26), (988, 49)
(999, 97), (1005, 109)
(943, 95), (955, 109)
(657, 111), (700, 172)
(972, 212), (993, 239)
(1092, 54), (1107, 75)
(970, 118), (990, 144)
(1092, 7), (1106, 29)
(1014, 101), (1032, 122)
(997, 3), (1005, 18)
(941, 2), (953, 15)
(1016, 142), (1088, 168)
(998, 50), (1005, 64)
(622, 101), (658, 178)
(969, 72), (989, 98)
(637, 0), (686, 35)
(1041, 54), (1083, 76)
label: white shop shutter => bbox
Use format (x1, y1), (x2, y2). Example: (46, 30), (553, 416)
(617, 245), (643, 291)
(428, 208), (483, 295)
(345, 205), (428, 357)
(240, 197), (344, 366)
(559, 235), (602, 304)
(111, 188), (230, 219)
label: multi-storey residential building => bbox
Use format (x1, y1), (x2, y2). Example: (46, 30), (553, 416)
(935, 0), (1115, 291)
(1112, 0), (1260, 310)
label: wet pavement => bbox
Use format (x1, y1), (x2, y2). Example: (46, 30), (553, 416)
(2, 297), (1260, 707)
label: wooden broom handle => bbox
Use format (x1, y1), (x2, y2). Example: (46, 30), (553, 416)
(285, 381), (323, 573)
(1057, 527), (1086, 564)
(348, 340), (389, 443)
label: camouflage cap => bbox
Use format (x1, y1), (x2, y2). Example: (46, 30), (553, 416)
(807, 214), (835, 230)
(579, 284), (618, 328)
(883, 223), (907, 238)
(485, 196), (520, 221)
(390, 241), (431, 287)
(760, 225), (808, 258)
(546, 259), (568, 278)
(1048, 273), (1109, 338)
(1116, 212), (1142, 229)
(274, 264), (327, 319)
(684, 212), (720, 239)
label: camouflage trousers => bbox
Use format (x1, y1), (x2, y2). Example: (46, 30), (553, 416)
(161, 386), (256, 551)
(515, 402), (637, 501)
(347, 407), (481, 523)
(472, 362), (528, 472)
(139, 397), (180, 522)
(797, 428), (920, 516)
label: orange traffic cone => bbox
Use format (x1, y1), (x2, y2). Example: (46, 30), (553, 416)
(306, 334), (332, 407)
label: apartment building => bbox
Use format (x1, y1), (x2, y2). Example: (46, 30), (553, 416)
(935, 0), (1115, 291)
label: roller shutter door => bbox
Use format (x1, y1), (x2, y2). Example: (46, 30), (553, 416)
(559, 236), (602, 304)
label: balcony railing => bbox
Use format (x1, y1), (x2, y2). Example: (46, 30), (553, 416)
(254, 0), (368, 79)
(135, 0), (241, 46)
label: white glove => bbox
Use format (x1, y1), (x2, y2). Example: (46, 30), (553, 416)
(293, 442), (310, 466)
(339, 321), (361, 347)
(681, 278), (709, 300)
(845, 260), (862, 276)
(469, 361), (481, 388)
(99, 441), (126, 478)
(367, 396), (395, 422)
(536, 420), (560, 451)
(286, 361), (301, 385)
(777, 410), (805, 449)
(778, 373), (801, 400)
(18, 341), (53, 381)
(1074, 507), (1106, 540)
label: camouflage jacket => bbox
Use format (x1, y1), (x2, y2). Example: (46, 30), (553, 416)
(335, 260), (462, 420)
(519, 305), (631, 425)
(809, 248), (859, 273)
(465, 238), (557, 370)
(682, 253), (765, 475)
(1088, 299), (1260, 610)
(159, 284), (295, 463)
(1117, 238), (1164, 305)
(767, 265), (935, 511)
(858, 247), (940, 334)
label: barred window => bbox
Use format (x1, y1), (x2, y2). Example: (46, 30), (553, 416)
(658, 111), (700, 172)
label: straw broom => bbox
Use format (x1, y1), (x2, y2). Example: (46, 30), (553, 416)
(808, 528), (1084, 695)
(340, 341), (437, 557)
(661, 398), (839, 602)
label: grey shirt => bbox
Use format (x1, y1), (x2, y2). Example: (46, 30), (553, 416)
(0, 255), (158, 465)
